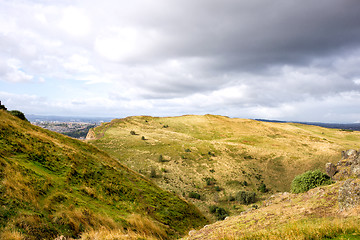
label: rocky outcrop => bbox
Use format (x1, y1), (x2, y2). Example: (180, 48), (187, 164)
(326, 150), (360, 211)
(325, 162), (337, 178)
(327, 149), (360, 180)
(338, 178), (360, 211)
(85, 128), (96, 140)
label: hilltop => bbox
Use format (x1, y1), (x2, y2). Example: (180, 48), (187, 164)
(0, 109), (207, 239)
(87, 114), (360, 220)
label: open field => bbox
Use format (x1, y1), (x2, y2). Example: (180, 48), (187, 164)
(88, 114), (360, 220)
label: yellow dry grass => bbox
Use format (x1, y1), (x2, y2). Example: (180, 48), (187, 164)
(184, 181), (360, 240)
(80, 228), (159, 240)
(89, 115), (360, 220)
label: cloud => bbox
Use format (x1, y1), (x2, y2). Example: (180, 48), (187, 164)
(1, 0), (360, 122)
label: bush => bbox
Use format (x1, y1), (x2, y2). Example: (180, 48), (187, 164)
(258, 183), (268, 193)
(188, 192), (201, 200)
(236, 191), (256, 205)
(9, 110), (28, 121)
(291, 170), (333, 193)
(150, 168), (156, 178)
(130, 131), (136, 135)
(203, 177), (216, 186)
(209, 205), (229, 220)
(228, 195), (235, 201)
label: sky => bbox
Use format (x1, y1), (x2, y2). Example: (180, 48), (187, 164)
(1, 0), (360, 122)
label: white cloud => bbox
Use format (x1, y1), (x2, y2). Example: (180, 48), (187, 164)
(1, 0), (360, 122)
(58, 6), (91, 37)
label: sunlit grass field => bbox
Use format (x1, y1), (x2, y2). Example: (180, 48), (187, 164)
(88, 114), (360, 220)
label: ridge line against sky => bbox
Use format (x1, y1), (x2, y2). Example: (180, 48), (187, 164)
(1, 0), (360, 122)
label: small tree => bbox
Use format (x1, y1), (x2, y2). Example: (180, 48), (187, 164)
(158, 154), (165, 162)
(141, 136), (146, 140)
(236, 191), (256, 205)
(291, 170), (332, 193)
(209, 205), (229, 220)
(130, 130), (136, 135)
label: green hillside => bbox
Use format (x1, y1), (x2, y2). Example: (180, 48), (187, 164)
(87, 115), (360, 220)
(0, 110), (207, 239)
(183, 149), (360, 240)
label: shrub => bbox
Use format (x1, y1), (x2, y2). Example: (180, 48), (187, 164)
(130, 131), (136, 135)
(188, 192), (201, 200)
(141, 136), (146, 140)
(236, 191), (256, 205)
(258, 183), (268, 193)
(214, 186), (221, 192)
(228, 195), (235, 201)
(209, 205), (229, 220)
(9, 110), (28, 121)
(291, 169), (333, 193)
(150, 168), (156, 178)
(203, 177), (216, 186)
(185, 148), (191, 152)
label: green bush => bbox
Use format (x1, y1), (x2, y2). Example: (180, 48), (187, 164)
(188, 192), (201, 200)
(9, 110), (28, 121)
(203, 177), (216, 186)
(150, 168), (156, 178)
(258, 183), (268, 193)
(209, 205), (229, 220)
(236, 191), (256, 205)
(291, 170), (333, 193)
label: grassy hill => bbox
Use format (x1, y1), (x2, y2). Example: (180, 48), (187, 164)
(87, 114), (360, 220)
(0, 110), (207, 239)
(183, 180), (360, 240)
(183, 151), (360, 240)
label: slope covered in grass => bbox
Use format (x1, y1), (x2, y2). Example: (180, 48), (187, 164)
(183, 153), (360, 240)
(87, 115), (360, 220)
(0, 110), (207, 239)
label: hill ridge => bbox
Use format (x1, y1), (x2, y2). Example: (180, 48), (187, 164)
(0, 109), (207, 239)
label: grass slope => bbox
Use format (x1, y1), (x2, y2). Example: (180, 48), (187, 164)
(87, 114), (360, 220)
(0, 110), (207, 239)
(183, 181), (360, 240)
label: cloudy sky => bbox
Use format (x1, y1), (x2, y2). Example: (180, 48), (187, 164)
(1, 0), (360, 122)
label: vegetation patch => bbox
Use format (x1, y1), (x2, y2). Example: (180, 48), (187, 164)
(291, 169), (333, 193)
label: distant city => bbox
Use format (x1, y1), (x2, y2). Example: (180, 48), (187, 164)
(28, 114), (115, 139)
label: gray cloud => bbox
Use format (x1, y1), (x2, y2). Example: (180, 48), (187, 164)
(1, 0), (360, 122)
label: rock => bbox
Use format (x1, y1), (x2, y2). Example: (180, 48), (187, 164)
(341, 149), (358, 160)
(332, 149), (360, 180)
(325, 162), (337, 178)
(338, 179), (360, 211)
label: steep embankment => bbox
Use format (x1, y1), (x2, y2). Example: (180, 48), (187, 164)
(183, 150), (360, 240)
(0, 110), (207, 240)
(87, 115), (360, 220)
